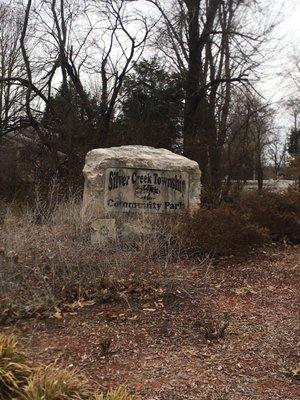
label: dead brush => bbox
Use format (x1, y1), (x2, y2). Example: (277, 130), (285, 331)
(192, 313), (230, 341)
(125, 213), (186, 263)
(23, 365), (94, 400)
(0, 333), (31, 398)
(0, 197), (115, 322)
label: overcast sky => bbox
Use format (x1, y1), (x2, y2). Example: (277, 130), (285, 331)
(281, 0), (300, 47)
(259, 0), (300, 131)
(266, 0), (300, 91)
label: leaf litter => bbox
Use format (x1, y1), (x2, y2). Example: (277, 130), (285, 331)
(3, 245), (300, 399)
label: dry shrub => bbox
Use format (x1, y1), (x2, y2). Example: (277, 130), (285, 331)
(0, 334), (31, 398)
(97, 387), (133, 400)
(0, 196), (181, 322)
(0, 333), (132, 400)
(24, 366), (93, 400)
(178, 205), (268, 256)
(127, 214), (185, 262)
(1, 189), (298, 322)
(176, 190), (300, 255)
(0, 198), (133, 322)
(236, 191), (300, 244)
(192, 312), (230, 341)
(24, 369), (132, 400)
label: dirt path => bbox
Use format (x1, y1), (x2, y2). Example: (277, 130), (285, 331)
(3, 246), (300, 399)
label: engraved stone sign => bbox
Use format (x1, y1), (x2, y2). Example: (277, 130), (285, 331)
(82, 145), (201, 243)
(104, 168), (189, 213)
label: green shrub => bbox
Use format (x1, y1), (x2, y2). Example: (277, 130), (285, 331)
(0, 333), (31, 398)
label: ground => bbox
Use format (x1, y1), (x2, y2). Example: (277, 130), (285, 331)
(2, 245), (300, 400)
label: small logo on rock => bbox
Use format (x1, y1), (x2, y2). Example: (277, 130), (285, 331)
(135, 184), (160, 200)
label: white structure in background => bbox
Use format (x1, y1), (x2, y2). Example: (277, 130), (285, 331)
(243, 180), (296, 192)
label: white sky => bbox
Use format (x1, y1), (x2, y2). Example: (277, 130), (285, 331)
(279, 0), (300, 47)
(259, 0), (300, 132)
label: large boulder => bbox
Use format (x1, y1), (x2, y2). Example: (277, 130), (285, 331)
(82, 145), (201, 243)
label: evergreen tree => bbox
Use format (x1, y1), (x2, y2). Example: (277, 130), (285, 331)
(42, 82), (101, 185)
(288, 129), (300, 156)
(116, 58), (184, 151)
(43, 82), (101, 153)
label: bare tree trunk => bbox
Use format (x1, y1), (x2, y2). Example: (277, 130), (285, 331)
(183, 0), (229, 201)
(208, 142), (222, 199)
(257, 157), (263, 193)
(183, 0), (201, 162)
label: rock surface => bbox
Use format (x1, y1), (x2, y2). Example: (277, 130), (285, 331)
(82, 145), (201, 243)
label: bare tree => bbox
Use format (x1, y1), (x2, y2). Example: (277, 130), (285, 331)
(92, 0), (151, 145)
(225, 90), (275, 191)
(267, 133), (287, 178)
(148, 0), (278, 200)
(0, 0), (151, 164)
(282, 49), (300, 188)
(286, 97), (300, 131)
(0, 2), (27, 138)
(285, 49), (300, 93)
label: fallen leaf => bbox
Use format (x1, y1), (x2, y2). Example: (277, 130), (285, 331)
(291, 363), (300, 380)
(78, 299), (96, 308)
(232, 285), (257, 295)
(184, 349), (199, 357)
(128, 315), (138, 320)
(52, 308), (62, 319)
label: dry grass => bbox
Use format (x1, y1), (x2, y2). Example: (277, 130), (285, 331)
(0, 194), (187, 322)
(96, 387), (133, 400)
(23, 365), (93, 400)
(0, 190), (299, 323)
(0, 198), (124, 322)
(0, 333), (31, 398)
(0, 333), (133, 400)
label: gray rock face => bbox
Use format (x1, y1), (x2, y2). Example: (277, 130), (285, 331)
(82, 145), (201, 243)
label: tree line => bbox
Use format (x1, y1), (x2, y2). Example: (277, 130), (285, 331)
(0, 0), (298, 201)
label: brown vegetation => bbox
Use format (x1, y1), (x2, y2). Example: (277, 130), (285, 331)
(177, 190), (300, 255)
(3, 245), (299, 399)
(0, 333), (132, 400)
(238, 191), (300, 244)
(0, 191), (299, 324)
(0, 191), (299, 398)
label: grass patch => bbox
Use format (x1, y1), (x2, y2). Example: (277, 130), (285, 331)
(0, 334), (31, 398)
(0, 333), (133, 400)
(97, 387), (133, 400)
(24, 365), (93, 400)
